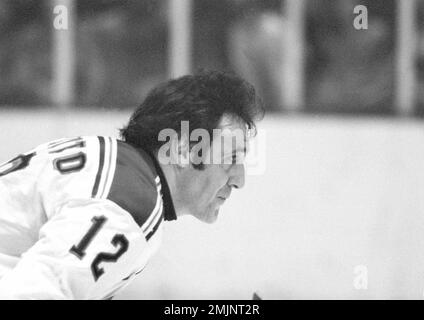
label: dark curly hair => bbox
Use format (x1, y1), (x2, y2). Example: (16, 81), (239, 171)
(120, 70), (264, 154)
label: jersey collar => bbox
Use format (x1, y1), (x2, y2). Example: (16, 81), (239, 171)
(146, 150), (177, 222)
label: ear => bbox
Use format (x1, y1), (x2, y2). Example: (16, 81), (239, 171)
(170, 135), (190, 168)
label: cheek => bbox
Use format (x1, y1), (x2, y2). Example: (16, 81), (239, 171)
(180, 166), (228, 209)
(203, 168), (228, 197)
(194, 168), (228, 200)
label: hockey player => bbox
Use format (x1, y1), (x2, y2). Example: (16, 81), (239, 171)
(0, 71), (263, 299)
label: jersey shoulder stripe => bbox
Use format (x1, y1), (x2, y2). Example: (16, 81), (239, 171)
(141, 178), (164, 239)
(91, 136), (106, 197)
(91, 137), (117, 199)
(107, 141), (163, 235)
(146, 210), (164, 241)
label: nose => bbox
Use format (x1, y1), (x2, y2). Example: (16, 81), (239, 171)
(228, 164), (245, 189)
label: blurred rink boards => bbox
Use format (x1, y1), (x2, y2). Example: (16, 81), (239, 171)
(1, 110), (424, 299)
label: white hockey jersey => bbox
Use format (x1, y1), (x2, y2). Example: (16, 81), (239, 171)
(0, 136), (177, 299)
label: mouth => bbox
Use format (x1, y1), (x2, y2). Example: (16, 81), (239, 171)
(217, 189), (231, 203)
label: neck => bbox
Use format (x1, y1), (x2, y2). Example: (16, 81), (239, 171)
(157, 161), (187, 217)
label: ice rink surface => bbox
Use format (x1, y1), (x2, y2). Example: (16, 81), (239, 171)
(1, 110), (424, 299)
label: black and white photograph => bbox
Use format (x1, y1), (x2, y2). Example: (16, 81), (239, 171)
(0, 0), (423, 304)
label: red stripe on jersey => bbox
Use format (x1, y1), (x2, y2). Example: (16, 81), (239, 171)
(107, 142), (159, 229)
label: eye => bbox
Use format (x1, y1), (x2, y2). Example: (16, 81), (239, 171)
(231, 153), (246, 165)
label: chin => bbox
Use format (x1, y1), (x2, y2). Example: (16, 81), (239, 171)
(197, 209), (220, 224)
(207, 210), (220, 223)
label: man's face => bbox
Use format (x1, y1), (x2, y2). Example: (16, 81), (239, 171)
(176, 114), (247, 223)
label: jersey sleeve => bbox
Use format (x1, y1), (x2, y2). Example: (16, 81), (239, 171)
(0, 199), (150, 300)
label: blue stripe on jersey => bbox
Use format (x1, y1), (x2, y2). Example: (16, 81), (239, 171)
(146, 215), (164, 241)
(92, 136), (106, 197)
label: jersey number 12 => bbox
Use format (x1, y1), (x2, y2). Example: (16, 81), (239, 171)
(69, 216), (129, 281)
